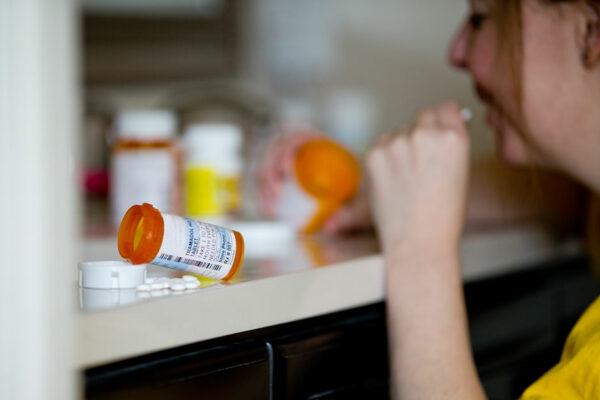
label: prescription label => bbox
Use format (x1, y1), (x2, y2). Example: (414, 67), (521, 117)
(151, 214), (236, 280)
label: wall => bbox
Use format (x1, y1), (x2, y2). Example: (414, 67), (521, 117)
(240, 0), (495, 157)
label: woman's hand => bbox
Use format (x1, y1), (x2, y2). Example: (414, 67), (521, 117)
(372, 101), (486, 400)
(366, 101), (471, 256)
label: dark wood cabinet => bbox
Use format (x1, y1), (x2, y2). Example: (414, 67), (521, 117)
(270, 319), (389, 399)
(86, 343), (270, 400)
(85, 254), (599, 400)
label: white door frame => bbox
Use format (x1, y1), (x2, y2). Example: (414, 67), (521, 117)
(0, 0), (79, 399)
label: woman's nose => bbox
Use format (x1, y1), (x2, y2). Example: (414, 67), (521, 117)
(448, 23), (469, 70)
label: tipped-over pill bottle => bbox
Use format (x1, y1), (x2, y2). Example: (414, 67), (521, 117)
(275, 138), (361, 234)
(118, 203), (244, 280)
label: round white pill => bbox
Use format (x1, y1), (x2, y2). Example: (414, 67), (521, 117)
(150, 282), (164, 290)
(168, 278), (185, 286)
(155, 278), (170, 288)
(171, 283), (186, 291)
(136, 284), (151, 291)
(182, 275), (199, 282)
(145, 278), (156, 284)
(460, 107), (472, 122)
(185, 281), (201, 289)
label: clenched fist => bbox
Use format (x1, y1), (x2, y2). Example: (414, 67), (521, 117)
(366, 101), (471, 257)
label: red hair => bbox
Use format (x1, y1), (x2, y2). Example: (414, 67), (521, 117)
(491, 0), (600, 271)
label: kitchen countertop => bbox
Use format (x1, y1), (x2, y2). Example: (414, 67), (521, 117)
(78, 224), (581, 369)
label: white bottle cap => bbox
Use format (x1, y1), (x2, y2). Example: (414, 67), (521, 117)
(183, 123), (243, 173)
(78, 261), (147, 289)
(115, 109), (177, 141)
(184, 123), (243, 153)
(326, 89), (376, 154)
(276, 98), (316, 132)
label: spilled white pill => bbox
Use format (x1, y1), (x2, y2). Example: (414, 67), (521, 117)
(150, 282), (164, 290)
(154, 278), (170, 288)
(182, 275), (199, 282)
(460, 107), (472, 122)
(171, 283), (186, 291)
(185, 281), (201, 289)
(136, 284), (151, 291)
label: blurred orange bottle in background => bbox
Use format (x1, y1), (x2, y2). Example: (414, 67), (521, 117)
(275, 138), (361, 234)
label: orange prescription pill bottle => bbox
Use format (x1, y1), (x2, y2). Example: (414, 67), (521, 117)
(275, 138), (361, 234)
(118, 203), (244, 280)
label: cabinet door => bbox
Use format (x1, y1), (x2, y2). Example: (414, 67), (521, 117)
(86, 343), (270, 400)
(270, 320), (390, 400)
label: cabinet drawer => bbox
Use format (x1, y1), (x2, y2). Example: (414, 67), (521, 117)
(86, 343), (270, 400)
(271, 321), (389, 399)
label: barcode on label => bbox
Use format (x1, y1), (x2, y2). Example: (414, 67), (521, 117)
(158, 253), (222, 271)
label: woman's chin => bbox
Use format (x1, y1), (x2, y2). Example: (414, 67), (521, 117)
(495, 144), (525, 165)
(493, 130), (529, 166)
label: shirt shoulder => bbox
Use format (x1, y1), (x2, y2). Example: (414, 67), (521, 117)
(521, 296), (600, 400)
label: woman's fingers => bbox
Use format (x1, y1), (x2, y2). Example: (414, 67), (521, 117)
(415, 107), (438, 129)
(436, 100), (468, 135)
(366, 101), (472, 252)
(258, 136), (285, 215)
(373, 131), (393, 147)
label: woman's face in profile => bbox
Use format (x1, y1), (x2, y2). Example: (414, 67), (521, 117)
(448, 0), (595, 171)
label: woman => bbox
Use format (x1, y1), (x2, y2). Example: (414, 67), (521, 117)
(261, 0), (600, 398)
(368, 0), (600, 398)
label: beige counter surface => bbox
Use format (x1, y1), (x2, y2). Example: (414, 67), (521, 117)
(78, 225), (580, 369)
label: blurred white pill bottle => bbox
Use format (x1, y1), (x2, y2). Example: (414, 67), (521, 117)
(110, 109), (182, 227)
(182, 123), (243, 220)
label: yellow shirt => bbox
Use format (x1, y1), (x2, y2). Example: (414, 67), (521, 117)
(521, 296), (600, 399)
